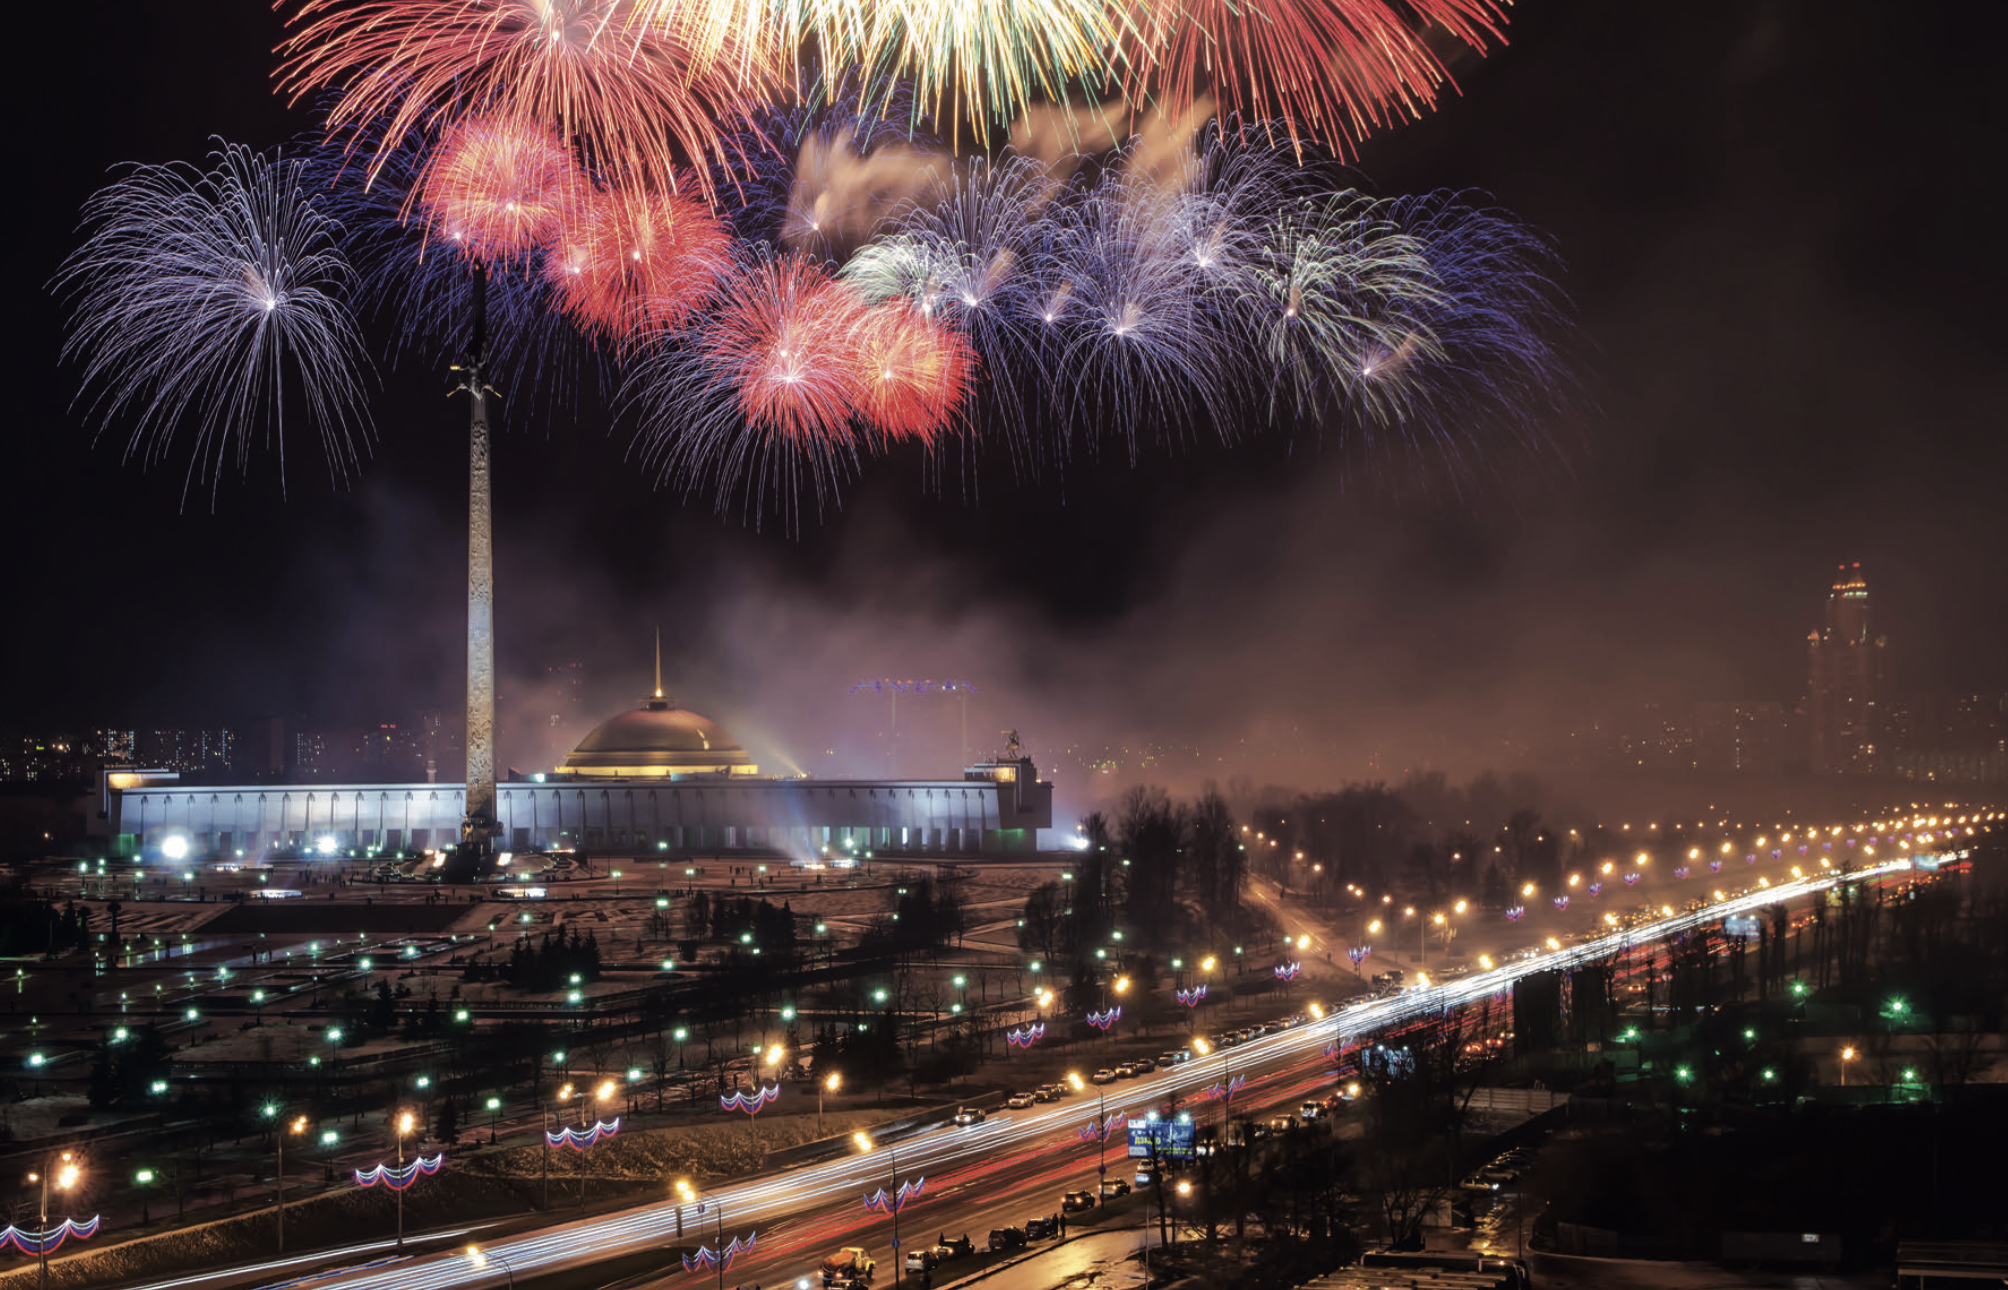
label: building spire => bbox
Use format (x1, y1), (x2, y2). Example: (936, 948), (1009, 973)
(653, 625), (663, 700)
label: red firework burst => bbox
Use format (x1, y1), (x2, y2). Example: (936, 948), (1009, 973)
(418, 113), (583, 262)
(279, 0), (773, 200)
(702, 254), (871, 447)
(854, 304), (975, 445)
(1125, 0), (1508, 155)
(545, 179), (731, 341)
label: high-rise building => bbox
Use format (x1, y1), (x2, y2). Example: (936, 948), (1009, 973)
(1807, 563), (1885, 773)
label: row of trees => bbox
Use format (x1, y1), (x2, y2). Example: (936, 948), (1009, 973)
(1019, 782), (1264, 959)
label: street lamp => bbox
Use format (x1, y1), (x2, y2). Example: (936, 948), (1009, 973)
(30, 1150), (81, 1290)
(259, 1106), (309, 1253)
(676, 1179), (726, 1290)
(394, 1109), (416, 1248)
(1068, 1072), (1110, 1190)
(821, 1071), (841, 1136)
(1840, 1046), (1856, 1089)
(853, 1132), (907, 1286)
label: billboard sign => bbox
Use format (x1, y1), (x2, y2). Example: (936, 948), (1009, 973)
(1127, 1117), (1196, 1159)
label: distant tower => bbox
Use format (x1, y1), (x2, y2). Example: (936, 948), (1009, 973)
(1807, 563), (1885, 773)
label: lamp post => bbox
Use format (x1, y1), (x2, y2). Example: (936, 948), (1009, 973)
(1068, 1073), (1109, 1189)
(260, 1107), (309, 1253)
(486, 1096), (502, 1145)
(1841, 1046), (1856, 1089)
(394, 1109), (416, 1248)
(32, 1151), (80, 1290)
(821, 1072), (841, 1137)
(467, 1244), (513, 1290)
(853, 1133), (905, 1286)
(675, 1181), (725, 1290)
(580, 1080), (616, 1212)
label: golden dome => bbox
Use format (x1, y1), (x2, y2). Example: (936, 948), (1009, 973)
(556, 700), (757, 778)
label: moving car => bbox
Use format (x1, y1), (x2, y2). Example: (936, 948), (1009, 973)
(819, 1248), (875, 1285)
(1098, 1178), (1131, 1199)
(1006, 1092), (1035, 1109)
(1061, 1190), (1097, 1213)
(986, 1227), (1027, 1253)
(1134, 1165), (1158, 1189)
(952, 1106), (986, 1125)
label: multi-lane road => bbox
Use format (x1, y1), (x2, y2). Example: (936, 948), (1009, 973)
(114, 843), (1976, 1290)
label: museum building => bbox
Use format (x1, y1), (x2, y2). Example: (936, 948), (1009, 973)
(103, 694), (1053, 860)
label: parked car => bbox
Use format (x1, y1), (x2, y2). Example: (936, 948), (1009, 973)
(1134, 1165), (1158, 1189)
(1006, 1092), (1035, 1109)
(1131, 1057), (1156, 1073)
(1156, 1051), (1182, 1067)
(986, 1227), (1027, 1253)
(1175, 1047), (1195, 1063)
(1033, 1085), (1060, 1103)
(952, 1106), (986, 1125)
(1267, 1115), (1300, 1133)
(1061, 1190), (1098, 1213)
(819, 1247), (875, 1285)
(1098, 1178), (1131, 1199)
(1024, 1217), (1059, 1239)
(1114, 1062), (1139, 1079)
(903, 1250), (936, 1274)
(937, 1235), (975, 1259)
(1300, 1101), (1325, 1120)
(1091, 1069), (1118, 1085)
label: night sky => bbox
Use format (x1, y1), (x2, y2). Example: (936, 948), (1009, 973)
(9, 3), (2006, 801)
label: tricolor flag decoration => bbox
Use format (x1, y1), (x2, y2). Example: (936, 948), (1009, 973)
(682, 1233), (758, 1273)
(720, 1085), (781, 1115)
(1007, 1023), (1046, 1048)
(0, 1217), (100, 1256)
(862, 1178), (926, 1212)
(355, 1155), (444, 1189)
(547, 1118), (621, 1149)
(1087, 1007), (1121, 1031)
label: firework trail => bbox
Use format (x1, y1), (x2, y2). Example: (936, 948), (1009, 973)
(624, 248), (878, 524)
(841, 152), (1069, 467)
(854, 301), (977, 444)
(278, 0), (774, 201)
(1251, 190), (1444, 424)
(56, 140), (377, 504)
(545, 177), (733, 344)
(308, 121), (608, 418)
(644, 0), (1121, 143)
(1126, 0), (1508, 157)
(418, 112), (585, 263)
(1379, 192), (1577, 455)
(1050, 152), (1244, 460)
